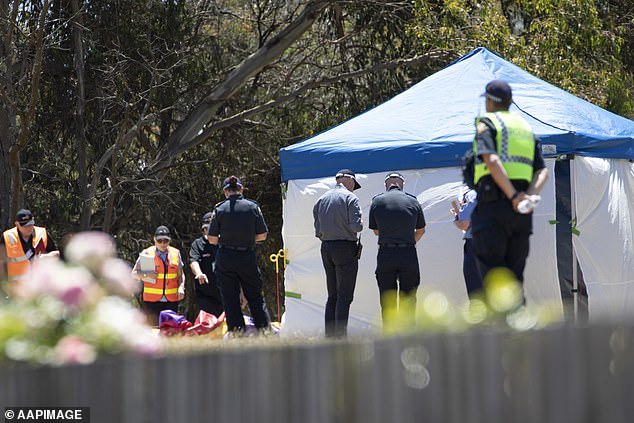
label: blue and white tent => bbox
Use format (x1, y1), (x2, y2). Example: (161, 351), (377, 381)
(279, 48), (634, 334)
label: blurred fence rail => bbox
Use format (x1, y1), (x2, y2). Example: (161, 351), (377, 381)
(1, 324), (634, 423)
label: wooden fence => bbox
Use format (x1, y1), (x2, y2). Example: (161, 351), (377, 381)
(1, 324), (633, 423)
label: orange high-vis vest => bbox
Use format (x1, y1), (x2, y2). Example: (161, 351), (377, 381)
(142, 246), (181, 302)
(3, 226), (48, 282)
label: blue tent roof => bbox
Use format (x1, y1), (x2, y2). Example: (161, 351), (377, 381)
(280, 47), (634, 181)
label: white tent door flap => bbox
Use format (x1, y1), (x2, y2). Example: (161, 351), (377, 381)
(572, 157), (634, 320)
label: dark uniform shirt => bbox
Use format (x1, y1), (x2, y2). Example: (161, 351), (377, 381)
(189, 236), (218, 295)
(208, 194), (268, 248)
(369, 186), (426, 245)
(475, 117), (546, 193)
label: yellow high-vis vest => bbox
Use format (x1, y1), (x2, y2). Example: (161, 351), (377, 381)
(473, 111), (535, 185)
(3, 226), (48, 282)
(142, 246), (180, 302)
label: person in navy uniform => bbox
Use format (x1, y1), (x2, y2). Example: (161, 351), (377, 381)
(189, 212), (224, 317)
(451, 189), (483, 297)
(369, 173), (426, 325)
(471, 80), (548, 286)
(313, 169), (363, 338)
(207, 176), (271, 334)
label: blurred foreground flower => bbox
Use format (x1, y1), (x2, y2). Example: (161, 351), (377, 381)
(382, 266), (564, 334)
(0, 231), (159, 365)
(64, 231), (117, 273)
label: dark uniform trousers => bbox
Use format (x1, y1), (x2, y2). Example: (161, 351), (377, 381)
(320, 240), (358, 337)
(463, 238), (483, 295)
(471, 198), (532, 283)
(215, 247), (270, 331)
(196, 287), (224, 318)
(375, 245), (420, 323)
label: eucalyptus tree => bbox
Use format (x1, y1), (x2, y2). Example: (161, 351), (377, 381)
(0, 0), (51, 228)
(410, 0), (633, 117)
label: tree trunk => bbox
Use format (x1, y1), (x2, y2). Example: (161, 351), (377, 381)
(0, 111), (14, 230)
(7, 0), (50, 219)
(0, 0), (18, 228)
(71, 0), (91, 230)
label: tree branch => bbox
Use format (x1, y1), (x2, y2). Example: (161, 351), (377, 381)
(152, 49), (457, 164)
(155, 0), (334, 167)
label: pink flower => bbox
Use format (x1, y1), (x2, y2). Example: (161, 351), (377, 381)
(54, 335), (97, 365)
(14, 258), (65, 300)
(55, 267), (102, 309)
(64, 231), (116, 273)
(15, 259), (101, 309)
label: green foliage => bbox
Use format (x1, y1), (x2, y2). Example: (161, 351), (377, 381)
(409, 0), (634, 116)
(2, 0), (632, 326)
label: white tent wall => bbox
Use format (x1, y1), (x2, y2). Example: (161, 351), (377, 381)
(572, 157), (634, 321)
(280, 160), (562, 335)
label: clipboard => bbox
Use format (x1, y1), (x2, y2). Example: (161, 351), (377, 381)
(139, 252), (156, 283)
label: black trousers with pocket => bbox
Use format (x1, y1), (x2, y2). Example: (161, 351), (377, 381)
(320, 240), (359, 337)
(471, 198), (532, 283)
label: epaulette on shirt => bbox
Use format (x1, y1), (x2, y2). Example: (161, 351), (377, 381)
(210, 200), (227, 219)
(371, 192), (384, 200)
(477, 117), (496, 134)
(406, 192), (419, 200)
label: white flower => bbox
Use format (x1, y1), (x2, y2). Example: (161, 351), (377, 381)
(100, 258), (139, 297)
(13, 258), (64, 300)
(92, 297), (160, 355)
(64, 231), (116, 273)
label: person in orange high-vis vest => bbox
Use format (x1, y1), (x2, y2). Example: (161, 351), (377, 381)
(132, 225), (185, 325)
(1, 209), (59, 285)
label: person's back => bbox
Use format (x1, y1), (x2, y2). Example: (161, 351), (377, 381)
(313, 184), (362, 242)
(313, 169), (363, 337)
(369, 173), (426, 325)
(471, 79), (549, 287)
(213, 195), (263, 248)
(370, 188), (422, 245)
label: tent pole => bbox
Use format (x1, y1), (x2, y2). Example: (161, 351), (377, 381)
(570, 157), (579, 323)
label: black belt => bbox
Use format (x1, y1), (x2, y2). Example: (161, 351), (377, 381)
(220, 245), (254, 251)
(380, 243), (414, 248)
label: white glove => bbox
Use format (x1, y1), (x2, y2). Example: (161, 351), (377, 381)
(517, 195), (541, 214)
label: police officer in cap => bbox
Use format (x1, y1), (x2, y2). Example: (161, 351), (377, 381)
(189, 212), (224, 317)
(471, 79), (549, 287)
(207, 176), (271, 334)
(369, 173), (426, 324)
